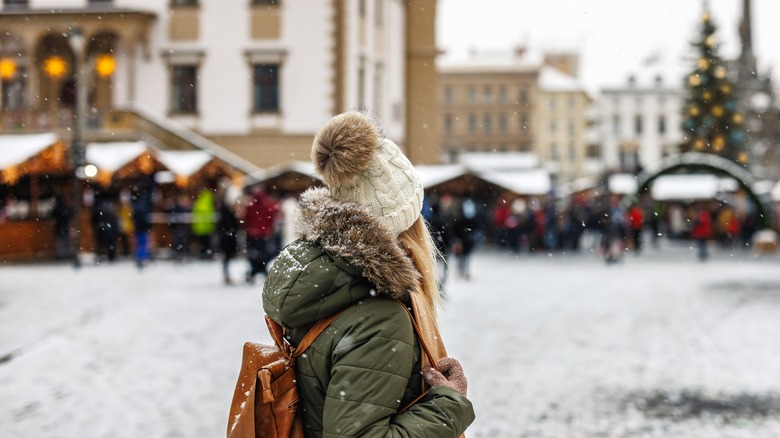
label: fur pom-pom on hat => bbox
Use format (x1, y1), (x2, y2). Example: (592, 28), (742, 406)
(310, 111), (424, 235)
(312, 112), (382, 188)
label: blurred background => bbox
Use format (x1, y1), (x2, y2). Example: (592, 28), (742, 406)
(1, 1), (780, 437)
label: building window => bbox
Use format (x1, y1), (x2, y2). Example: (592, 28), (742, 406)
(3, 0), (28, 6)
(251, 0), (280, 4)
(520, 114), (528, 131)
(2, 66), (27, 110)
(375, 0), (383, 25)
(483, 86), (492, 104)
(634, 114), (643, 134)
(518, 86), (527, 103)
(499, 86), (507, 104)
(88, 0), (113, 4)
(586, 144), (601, 158)
(612, 115), (620, 135)
(444, 113), (453, 133)
(549, 121), (556, 133)
(468, 86), (476, 104)
(569, 142), (577, 161)
(171, 65), (198, 113)
(499, 114), (507, 133)
(359, 0), (366, 17)
(171, 0), (197, 5)
(548, 96), (556, 110)
(357, 59), (366, 109)
(253, 64), (280, 112)
(444, 85), (452, 105)
(373, 63), (382, 117)
(484, 114), (492, 133)
(658, 115), (666, 135)
(550, 143), (559, 160)
(568, 121), (576, 136)
(568, 96), (576, 110)
(468, 114), (476, 133)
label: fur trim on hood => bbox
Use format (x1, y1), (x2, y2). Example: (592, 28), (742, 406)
(297, 187), (420, 300)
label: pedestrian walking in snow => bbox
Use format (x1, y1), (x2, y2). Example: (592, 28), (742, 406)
(243, 185), (278, 283)
(262, 112), (474, 437)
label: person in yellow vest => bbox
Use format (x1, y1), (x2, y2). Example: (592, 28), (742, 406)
(191, 188), (217, 259)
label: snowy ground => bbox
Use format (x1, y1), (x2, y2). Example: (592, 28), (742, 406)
(2, 240), (780, 437)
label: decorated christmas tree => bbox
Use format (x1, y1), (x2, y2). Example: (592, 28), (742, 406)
(681, 8), (748, 164)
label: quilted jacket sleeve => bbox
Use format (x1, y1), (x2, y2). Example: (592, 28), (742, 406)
(322, 299), (474, 438)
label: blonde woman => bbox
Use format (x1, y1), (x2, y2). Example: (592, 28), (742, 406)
(262, 112), (474, 437)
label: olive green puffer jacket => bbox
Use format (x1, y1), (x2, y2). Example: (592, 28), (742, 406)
(262, 188), (475, 437)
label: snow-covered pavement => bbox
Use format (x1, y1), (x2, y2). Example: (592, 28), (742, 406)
(2, 242), (780, 437)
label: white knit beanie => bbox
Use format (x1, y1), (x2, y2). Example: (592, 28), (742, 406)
(311, 111), (423, 235)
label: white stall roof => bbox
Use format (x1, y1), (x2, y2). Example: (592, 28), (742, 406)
(772, 180), (780, 201)
(480, 169), (551, 195)
(157, 150), (212, 177)
(415, 164), (467, 188)
(460, 152), (539, 172)
(0, 133), (58, 169)
(651, 174), (738, 200)
(86, 141), (149, 173)
(608, 173), (638, 194)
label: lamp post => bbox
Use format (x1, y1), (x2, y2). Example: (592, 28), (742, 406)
(68, 27), (87, 268)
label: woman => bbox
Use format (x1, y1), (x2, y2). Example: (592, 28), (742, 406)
(262, 112), (474, 437)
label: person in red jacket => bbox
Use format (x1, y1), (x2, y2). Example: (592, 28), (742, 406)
(691, 205), (713, 261)
(627, 203), (645, 253)
(243, 186), (279, 283)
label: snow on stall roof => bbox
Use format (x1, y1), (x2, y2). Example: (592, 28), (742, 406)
(479, 169), (551, 196)
(157, 150), (213, 177)
(86, 141), (149, 173)
(650, 174), (738, 201)
(608, 173), (637, 195)
(415, 164), (467, 189)
(0, 133), (58, 169)
(459, 152), (539, 172)
(772, 180), (780, 201)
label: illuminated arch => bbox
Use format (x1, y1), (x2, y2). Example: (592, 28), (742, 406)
(621, 152), (776, 228)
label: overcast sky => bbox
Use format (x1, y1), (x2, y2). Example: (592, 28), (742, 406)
(436, 0), (780, 91)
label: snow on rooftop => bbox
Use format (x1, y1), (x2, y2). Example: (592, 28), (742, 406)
(539, 66), (583, 92)
(602, 57), (688, 90)
(773, 180), (780, 201)
(608, 173), (638, 194)
(415, 164), (467, 189)
(480, 169), (551, 196)
(157, 150), (213, 177)
(651, 174), (738, 200)
(86, 141), (149, 173)
(0, 133), (58, 169)
(459, 152), (539, 172)
(437, 49), (542, 74)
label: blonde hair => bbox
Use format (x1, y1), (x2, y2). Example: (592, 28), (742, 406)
(398, 217), (442, 316)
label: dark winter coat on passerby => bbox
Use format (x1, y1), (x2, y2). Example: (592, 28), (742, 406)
(91, 200), (120, 260)
(218, 202), (239, 260)
(262, 188), (474, 438)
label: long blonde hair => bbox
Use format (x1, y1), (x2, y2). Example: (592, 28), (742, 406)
(398, 216), (442, 316)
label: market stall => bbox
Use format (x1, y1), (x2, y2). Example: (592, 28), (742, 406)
(0, 133), (69, 259)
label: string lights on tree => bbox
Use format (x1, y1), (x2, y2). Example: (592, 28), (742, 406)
(681, 8), (748, 165)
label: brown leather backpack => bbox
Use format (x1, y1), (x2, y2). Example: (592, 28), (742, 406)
(226, 313), (341, 438)
(227, 302), (437, 438)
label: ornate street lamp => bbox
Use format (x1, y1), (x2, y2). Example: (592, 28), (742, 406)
(68, 27), (87, 268)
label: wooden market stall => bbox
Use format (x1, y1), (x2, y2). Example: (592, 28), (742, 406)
(0, 133), (70, 260)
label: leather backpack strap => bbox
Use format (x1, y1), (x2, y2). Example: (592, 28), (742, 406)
(395, 299), (438, 372)
(291, 310), (346, 359)
(395, 299), (439, 413)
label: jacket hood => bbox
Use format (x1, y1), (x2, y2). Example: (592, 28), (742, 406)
(297, 187), (420, 300)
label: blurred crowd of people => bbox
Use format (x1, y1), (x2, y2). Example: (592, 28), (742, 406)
(423, 192), (763, 275)
(51, 178), (301, 284)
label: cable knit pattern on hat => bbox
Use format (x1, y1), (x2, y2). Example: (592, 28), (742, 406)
(311, 112), (424, 235)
